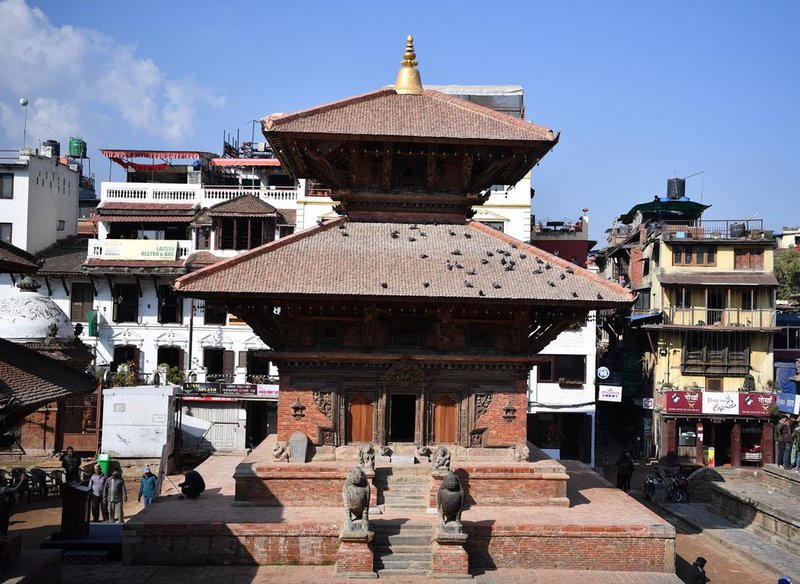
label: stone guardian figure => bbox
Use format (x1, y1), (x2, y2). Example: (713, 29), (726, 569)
(432, 445), (451, 472)
(358, 443), (375, 472)
(342, 467), (371, 533)
(436, 471), (464, 532)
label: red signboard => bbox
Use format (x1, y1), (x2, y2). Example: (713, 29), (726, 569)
(739, 393), (776, 416)
(664, 391), (702, 414)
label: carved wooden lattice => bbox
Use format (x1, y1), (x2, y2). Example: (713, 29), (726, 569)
(312, 391), (333, 420)
(475, 393), (493, 419)
(381, 359), (428, 385)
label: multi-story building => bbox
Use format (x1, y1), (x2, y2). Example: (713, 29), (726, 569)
(0, 145), (87, 253)
(596, 178), (778, 467)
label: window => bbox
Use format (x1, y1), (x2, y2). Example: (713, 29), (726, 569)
(775, 327), (800, 350)
(481, 221), (505, 233)
(673, 245), (716, 266)
(391, 318), (426, 348)
(536, 355), (586, 385)
(315, 322), (344, 348)
(0, 174), (12, 199)
(633, 289), (651, 311)
(0, 223), (11, 244)
(204, 301), (227, 325)
(673, 287), (690, 309)
(681, 331), (750, 376)
(196, 226), (210, 250)
(204, 348), (234, 381)
(112, 283), (138, 323)
(741, 289), (754, 311)
(706, 378), (723, 392)
(112, 345), (140, 372)
(70, 283), (94, 322)
(734, 248), (764, 270)
(243, 350), (272, 382)
(157, 284), (183, 324)
(214, 217), (275, 251)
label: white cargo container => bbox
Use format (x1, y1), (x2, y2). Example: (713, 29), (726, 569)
(101, 385), (177, 458)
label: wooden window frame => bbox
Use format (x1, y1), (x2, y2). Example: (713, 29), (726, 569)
(673, 245), (717, 267)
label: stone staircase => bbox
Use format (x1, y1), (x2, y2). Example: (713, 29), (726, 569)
(374, 465), (431, 511)
(372, 521), (432, 576)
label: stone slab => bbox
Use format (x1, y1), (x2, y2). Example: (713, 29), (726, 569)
(289, 431), (309, 463)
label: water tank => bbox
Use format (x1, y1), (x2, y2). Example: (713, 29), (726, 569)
(69, 137), (87, 158)
(41, 139), (60, 158)
(667, 178), (686, 199)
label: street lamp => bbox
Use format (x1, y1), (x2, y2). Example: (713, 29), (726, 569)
(19, 97), (28, 148)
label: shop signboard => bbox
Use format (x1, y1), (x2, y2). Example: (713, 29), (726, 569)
(598, 385), (622, 402)
(777, 392), (800, 415)
(257, 384), (280, 399)
(220, 383), (257, 396)
(738, 393), (776, 416)
(183, 382), (220, 394)
(702, 392), (739, 415)
(664, 391), (702, 414)
(101, 239), (178, 260)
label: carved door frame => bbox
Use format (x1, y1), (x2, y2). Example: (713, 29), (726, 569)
(341, 387), (378, 445)
(428, 391), (461, 445)
(384, 388), (424, 445)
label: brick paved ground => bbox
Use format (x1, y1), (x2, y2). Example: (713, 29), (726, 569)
(59, 563), (682, 583)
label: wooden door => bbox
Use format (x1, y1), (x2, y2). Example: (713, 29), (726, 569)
(349, 394), (374, 443)
(433, 395), (457, 443)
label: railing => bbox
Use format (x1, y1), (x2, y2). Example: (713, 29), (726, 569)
(246, 374), (279, 384)
(657, 219), (767, 240)
(101, 182), (299, 206)
(663, 306), (775, 328)
(87, 238), (193, 259)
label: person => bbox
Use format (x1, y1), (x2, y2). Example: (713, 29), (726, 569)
(615, 451), (635, 493)
(138, 466), (157, 507)
(773, 414), (789, 468)
(103, 469), (127, 523)
(60, 446), (82, 484)
(780, 416), (794, 469)
(0, 474), (26, 537)
(177, 466), (205, 499)
(87, 464), (109, 522)
(688, 556), (710, 583)
(793, 419), (800, 472)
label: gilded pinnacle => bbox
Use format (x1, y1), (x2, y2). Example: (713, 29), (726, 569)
(395, 34), (423, 95)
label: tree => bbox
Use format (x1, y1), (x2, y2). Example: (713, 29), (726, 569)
(775, 249), (800, 300)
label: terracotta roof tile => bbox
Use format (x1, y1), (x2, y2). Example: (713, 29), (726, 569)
(208, 195), (277, 216)
(175, 219), (633, 306)
(185, 251), (225, 268)
(264, 89), (557, 143)
(0, 338), (96, 415)
(38, 237), (88, 275)
(277, 209), (296, 225)
(0, 241), (40, 273)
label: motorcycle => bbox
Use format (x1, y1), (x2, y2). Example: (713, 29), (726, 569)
(644, 467), (689, 503)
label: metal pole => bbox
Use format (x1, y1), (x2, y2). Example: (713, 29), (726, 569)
(187, 298), (194, 375)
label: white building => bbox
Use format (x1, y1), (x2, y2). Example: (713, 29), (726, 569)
(0, 147), (80, 253)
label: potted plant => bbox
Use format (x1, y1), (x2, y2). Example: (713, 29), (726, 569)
(558, 377), (584, 388)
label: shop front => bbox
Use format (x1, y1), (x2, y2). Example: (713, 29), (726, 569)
(658, 390), (776, 467)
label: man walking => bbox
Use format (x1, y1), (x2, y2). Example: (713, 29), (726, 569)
(103, 469), (127, 523)
(87, 464), (109, 522)
(776, 414), (790, 468)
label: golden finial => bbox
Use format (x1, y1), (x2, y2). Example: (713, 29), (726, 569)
(395, 35), (423, 95)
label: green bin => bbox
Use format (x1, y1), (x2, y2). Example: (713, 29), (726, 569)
(97, 453), (111, 475)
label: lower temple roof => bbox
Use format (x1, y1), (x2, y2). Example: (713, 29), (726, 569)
(174, 219), (633, 307)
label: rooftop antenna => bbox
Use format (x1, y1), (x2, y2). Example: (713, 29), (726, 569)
(682, 171), (705, 201)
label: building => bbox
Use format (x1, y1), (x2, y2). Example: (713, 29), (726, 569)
(0, 145), (85, 253)
(775, 226), (800, 250)
(596, 178), (778, 467)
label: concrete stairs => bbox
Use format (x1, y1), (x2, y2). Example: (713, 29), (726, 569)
(372, 521), (432, 576)
(375, 466), (431, 511)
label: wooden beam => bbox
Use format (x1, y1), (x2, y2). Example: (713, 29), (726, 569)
(60, 277), (69, 296)
(461, 149), (473, 191)
(43, 275), (53, 296)
(381, 143), (393, 191)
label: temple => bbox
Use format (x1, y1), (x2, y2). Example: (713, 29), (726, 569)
(174, 36), (633, 459)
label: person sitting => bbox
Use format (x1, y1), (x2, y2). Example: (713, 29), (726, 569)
(177, 466), (205, 499)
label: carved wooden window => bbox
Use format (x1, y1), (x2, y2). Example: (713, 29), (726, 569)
(466, 326), (496, 350)
(391, 318), (426, 348)
(433, 395), (457, 444)
(348, 394), (374, 443)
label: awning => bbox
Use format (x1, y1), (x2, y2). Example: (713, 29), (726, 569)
(626, 312), (662, 323)
(210, 158), (281, 167)
(658, 272), (778, 286)
(92, 215), (195, 223)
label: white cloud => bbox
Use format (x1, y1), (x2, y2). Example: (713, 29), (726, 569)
(0, 0), (224, 147)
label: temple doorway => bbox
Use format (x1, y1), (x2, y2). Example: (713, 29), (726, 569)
(433, 395), (457, 443)
(389, 394), (416, 442)
(348, 394), (374, 443)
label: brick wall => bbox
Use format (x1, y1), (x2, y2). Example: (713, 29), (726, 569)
(465, 523), (675, 572)
(276, 383), (330, 444)
(19, 405), (59, 455)
(123, 522), (339, 566)
(478, 385), (527, 446)
(236, 466), (350, 505)
(629, 246), (644, 289)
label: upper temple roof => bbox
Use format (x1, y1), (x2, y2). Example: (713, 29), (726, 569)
(264, 88), (558, 144)
(174, 218), (633, 307)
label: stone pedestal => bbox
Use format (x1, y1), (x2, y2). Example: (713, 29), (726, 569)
(334, 530), (376, 579)
(431, 527), (471, 579)
(363, 468), (381, 514)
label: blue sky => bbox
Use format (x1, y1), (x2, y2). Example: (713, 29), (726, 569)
(1, 0), (797, 242)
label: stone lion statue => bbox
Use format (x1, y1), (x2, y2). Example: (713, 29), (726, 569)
(358, 443), (375, 471)
(272, 442), (290, 462)
(436, 471), (464, 528)
(342, 467), (370, 533)
(515, 444), (530, 462)
(432, 445), (451, 471)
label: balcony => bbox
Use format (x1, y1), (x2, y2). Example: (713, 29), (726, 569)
(656, 219), (769, 241)
(662, 306), (775, 328)
(101, 182), (299, 207)
(87, 238), (193, 260)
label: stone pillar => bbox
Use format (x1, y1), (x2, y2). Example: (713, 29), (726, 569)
(431, 528), (470, 579)
(334, 531), (375, 579)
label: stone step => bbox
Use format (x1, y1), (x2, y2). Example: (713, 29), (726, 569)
(372, 533), (432, 546)
(382, 494), (429, 501)
(376, 551), (432, 562)
(373, 544), (431, 555)
(375, 568), (431, 577)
